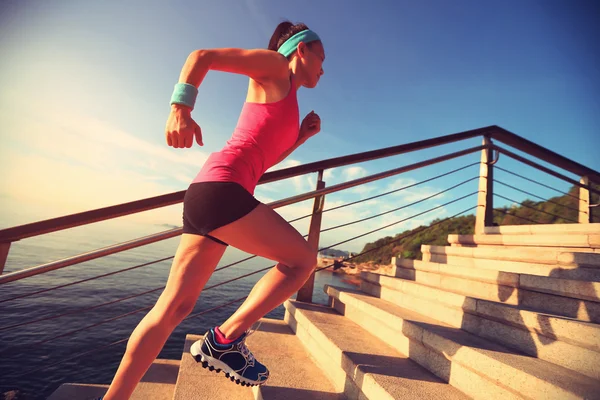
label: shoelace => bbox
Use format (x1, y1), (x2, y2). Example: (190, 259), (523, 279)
(239, 320), (262, 363)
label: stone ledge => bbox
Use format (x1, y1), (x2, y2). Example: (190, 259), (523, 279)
(394, 258), (600, 302)
(483, 224), (600, 236)
(448, 234), (600, 248)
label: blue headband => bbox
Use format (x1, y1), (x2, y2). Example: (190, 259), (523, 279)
(277, 29), (321, 57)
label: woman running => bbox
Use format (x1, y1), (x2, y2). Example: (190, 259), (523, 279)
(99, 21), (325, 399)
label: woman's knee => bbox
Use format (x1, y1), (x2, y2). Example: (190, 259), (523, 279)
(288, 248), (318, 274)
(156, 293), (196, 323)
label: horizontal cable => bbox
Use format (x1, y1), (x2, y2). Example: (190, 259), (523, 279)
(1, 190), (477, 339)
(494, 193), (578, 223)
(0, 256), (173, 305)
(0, 286), (162, 332)
(0, 165), (478, 304)
(0, 263), (274, 353)
(0, 253), (257, 305)
(3, 195), (479, 365)
(0, 304), (154, 357)
(4, 200), (480, 372)
(316, 205), (478, 272)
(1, 261), (275, 354)
(0, 149), (484, 286)
(0, 258), (276, 333)
(4, 296), (247, 379)
(321, 177), (477, 233)
(494, 180), (582, 213)
(316, 192), (478, 253)
(0, 169), (478, 332)
(203, 265), (274, 292)
(288, 162), (480, 224)
(493, 208), (541, 224)
(495, 166), (581, 201)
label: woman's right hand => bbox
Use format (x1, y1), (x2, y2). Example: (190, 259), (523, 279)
(165, 105), (203, 148)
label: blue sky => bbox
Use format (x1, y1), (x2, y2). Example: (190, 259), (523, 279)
(0, 0), (598, 252)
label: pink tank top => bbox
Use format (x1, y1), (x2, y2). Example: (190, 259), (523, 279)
(192, 76), (300, 195)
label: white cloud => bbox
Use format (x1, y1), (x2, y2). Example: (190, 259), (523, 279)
(343, 166), (368, 181)
(323, 169), (335, 181)
(0, 107), (211, 226)
(349, 184), (378, 196)
(384, 177), (447, 203)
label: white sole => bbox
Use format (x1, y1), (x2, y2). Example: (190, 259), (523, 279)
(190, 340), (268, 387)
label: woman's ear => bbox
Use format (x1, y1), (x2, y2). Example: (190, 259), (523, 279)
(297, 42), (307, 58)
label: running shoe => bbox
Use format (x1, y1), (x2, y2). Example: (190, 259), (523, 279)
(190, 321), (269, 386)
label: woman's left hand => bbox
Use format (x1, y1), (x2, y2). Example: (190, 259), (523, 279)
(299, 111), (321, 141)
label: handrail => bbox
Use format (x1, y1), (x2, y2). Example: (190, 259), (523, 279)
(492, 144), (600, 196)
(0, 127), (492, 243)
(491, 127), (600, 181)
(259, 125), (493, 183)
(0, 192), (185, 243)
(0, 145), (484, 284)
(1, 125), (597, 243)
(0, 125), (600, 243)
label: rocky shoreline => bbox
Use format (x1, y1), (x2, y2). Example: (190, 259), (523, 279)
(317, 257), (392, 286)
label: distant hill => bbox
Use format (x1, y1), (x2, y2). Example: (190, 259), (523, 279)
(352, 184), (599, 265)
(318, 248), (349, 258)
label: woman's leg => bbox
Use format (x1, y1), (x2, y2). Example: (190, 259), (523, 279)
(208, 203), (317, 340)
(103, 234), (227, 400)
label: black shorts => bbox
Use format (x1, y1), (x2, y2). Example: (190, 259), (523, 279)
(182, 182), (260, 246)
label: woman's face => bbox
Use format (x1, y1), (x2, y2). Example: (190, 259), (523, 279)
(300, 41), (325, 88)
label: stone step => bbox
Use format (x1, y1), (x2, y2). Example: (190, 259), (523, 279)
(324, 285), (600, 400)
(173, 318), (340, 400)
(360, 271), (600, 379)
(47, 358), (179, 400)
(283, 299), (469, 400)
(483, 224), (600, 236)
(390, 259), (600, 323)
(395, 258), (600, 303)
(361, 271), (600, 352)
(447, 234), (600, 249)
(426, 253), (600, 281)
(422, 245), (600, 269)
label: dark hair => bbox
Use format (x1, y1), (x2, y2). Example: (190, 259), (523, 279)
(268, 21), (312, 54)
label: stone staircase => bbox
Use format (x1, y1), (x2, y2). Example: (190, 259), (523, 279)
(48, 223), (600, 399)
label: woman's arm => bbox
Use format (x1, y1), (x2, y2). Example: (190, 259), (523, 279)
(167, 48), (291, 147)
(177, 48), (289, 89)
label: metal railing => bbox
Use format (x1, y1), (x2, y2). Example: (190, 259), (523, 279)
(0, 125), (598, 385)
(2, 126), (598, 277)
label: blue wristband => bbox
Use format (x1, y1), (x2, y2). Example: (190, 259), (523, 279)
(170, 83), (198, 109)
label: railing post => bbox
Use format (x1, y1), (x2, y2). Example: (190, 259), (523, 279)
(296, 170), (326, 303)
(475, 137), (494, 234)
(579, 176), (591, 223)
(0, 242), (11, 275)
